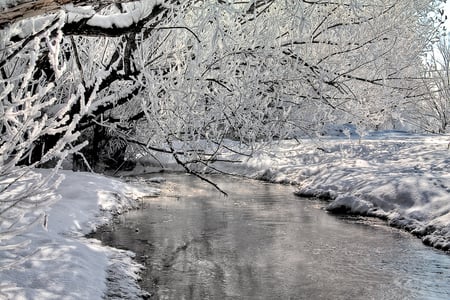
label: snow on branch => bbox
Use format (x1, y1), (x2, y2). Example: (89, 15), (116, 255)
(0, 5), (94, 269)
(0, 1), (158, 30)
(63, 0), (167, 36)
(86, 0), (160, 28)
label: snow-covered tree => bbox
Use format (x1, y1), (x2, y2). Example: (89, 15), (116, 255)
(2, 0), (442, 168)
(0, 12), (90, 269)
(113, 0), (443, 171)
(409, 33), (450, 133)
(181, 0), (442, 132)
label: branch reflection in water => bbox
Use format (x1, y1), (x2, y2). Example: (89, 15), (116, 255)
(93, 173), (450, 300)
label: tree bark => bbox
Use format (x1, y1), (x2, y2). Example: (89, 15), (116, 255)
(0, 0), (134, 28)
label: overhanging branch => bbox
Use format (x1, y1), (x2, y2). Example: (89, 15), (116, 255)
(0, 0), (137, 29)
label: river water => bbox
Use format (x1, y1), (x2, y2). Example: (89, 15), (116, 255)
(93, 173), (450, 299)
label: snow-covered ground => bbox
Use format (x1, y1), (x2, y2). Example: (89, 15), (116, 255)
(2, 131), (450, 299)
(0, 170), (158, 299)
(210, 131), (450, 252)
(133, 131), (450, 251)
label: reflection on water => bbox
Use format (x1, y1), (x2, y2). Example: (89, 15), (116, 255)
(94, 173), (450, 300)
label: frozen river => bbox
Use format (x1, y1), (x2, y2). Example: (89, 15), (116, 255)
(93, 173), (450, 299)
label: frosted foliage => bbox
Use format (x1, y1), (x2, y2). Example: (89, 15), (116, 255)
(106, 0), (438, 167)
(0, 0), (440, 171)
(22, 0), (437, 174)
(409, 34), (450, 133)
(0, 16), (88, 269)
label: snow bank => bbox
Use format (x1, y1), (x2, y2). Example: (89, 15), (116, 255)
(121, 131), (450, 250)
(227, 133), (450, 251)
(0, 170), (158, 299)
(135, 132), (450, 252)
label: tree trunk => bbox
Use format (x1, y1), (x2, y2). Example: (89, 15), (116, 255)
(0, 0), (71, 28)
(0, 0), (134, 28)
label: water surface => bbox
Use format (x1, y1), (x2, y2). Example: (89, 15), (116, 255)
(94, 173), (450, 299)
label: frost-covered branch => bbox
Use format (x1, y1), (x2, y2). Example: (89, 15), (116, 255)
(0, 9), (91, 270)
(62, 0), (170, 37)
(0, 0), (139, 28)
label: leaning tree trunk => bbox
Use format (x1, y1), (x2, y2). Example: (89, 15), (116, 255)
(0, 0), (135, 28)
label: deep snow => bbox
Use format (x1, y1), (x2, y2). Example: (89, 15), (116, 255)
(1, 132), (450, 299)
(0, 170), (158, 299)
(133, 131), (450, 251)
(215, 132), (450, 251)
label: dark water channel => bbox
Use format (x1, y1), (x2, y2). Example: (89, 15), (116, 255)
(94, 173), (450, 299)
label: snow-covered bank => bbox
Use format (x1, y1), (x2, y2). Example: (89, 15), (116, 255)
(3, 132), (448, 299)
(0, 170), (158, 299)
(132, 132), (450, 252)
(133, 130), (450, 254)
(213, 132), (450, 251)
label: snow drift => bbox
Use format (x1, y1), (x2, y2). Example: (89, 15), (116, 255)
(0, 170), (158, 299)
(245, 133), (450, 251)
(136, 132), (450, 252)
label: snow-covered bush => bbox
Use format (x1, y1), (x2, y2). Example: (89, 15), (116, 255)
(0, 12), (87, 269)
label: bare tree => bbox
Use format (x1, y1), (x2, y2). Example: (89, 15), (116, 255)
(410, 34), (450, 133)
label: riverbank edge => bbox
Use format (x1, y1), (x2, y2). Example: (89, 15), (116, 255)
(293, 186), (450, 250)
(122, 166), (450, 253)
(95, 167), (449, 299)
(251, 169), (450, 253)
(83, 175), (162, 299)
(0, 170), (163, 299)
(171, 137), (450, 253)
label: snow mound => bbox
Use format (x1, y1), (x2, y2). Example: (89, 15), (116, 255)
(206, 134), (450, 251)
(126, 133), (450, 251)
(0, 170), (159, 299)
